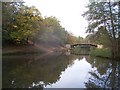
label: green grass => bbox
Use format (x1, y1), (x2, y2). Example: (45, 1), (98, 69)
(90, 48), (112, 58)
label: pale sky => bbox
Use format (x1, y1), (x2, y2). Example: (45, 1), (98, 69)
(23, 0), (89, 38)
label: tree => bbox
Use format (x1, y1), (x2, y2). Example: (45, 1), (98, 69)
(2, 2), (43, 44)
(2, 2), (18, 44)
(2, 2), (78, 47)
(83, 0), (120, 58)
(66, 32), (77, 44)
(36, 16), (77, 45)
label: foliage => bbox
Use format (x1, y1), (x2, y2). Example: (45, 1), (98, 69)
(37, 16), (68, 45)
(83, 1), (120, 58)
(3, 3), (42, 44)
(85, 26), (112, 48)
(2, 2), (80, 46)
(90, 48), (112, 58)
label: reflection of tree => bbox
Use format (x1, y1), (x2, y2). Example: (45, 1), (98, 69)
(88, 57), (110, 75)
(4, 53), (120, 88)
(85, 56), (120, 88)
(2, 53), (79, 88)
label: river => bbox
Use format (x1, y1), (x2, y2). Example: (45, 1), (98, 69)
(2, 52), (120, 88)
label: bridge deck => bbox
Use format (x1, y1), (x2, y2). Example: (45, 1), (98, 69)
(71, 43), (97, 48)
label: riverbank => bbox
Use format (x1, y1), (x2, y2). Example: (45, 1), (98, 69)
(90, 48), (112, 59)
(2, 43), (66, 56)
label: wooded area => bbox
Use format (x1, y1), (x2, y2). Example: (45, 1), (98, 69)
(2, 1), (120, 59)
(2, 2), (83, 47)
(83, 0), (120, 59)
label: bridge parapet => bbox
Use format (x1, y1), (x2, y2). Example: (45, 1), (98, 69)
(70, 43), (97, 48)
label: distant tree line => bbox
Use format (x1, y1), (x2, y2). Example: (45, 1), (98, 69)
(2, 2), (83, 47)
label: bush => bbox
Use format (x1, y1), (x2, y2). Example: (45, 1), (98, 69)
(90, 48), (112, 58)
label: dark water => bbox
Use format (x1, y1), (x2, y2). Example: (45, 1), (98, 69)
(2, 53), (120, 88)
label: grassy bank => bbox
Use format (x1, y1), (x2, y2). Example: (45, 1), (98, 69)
(90, 48), (112, 58)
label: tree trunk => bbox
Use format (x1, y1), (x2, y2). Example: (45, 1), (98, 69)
(108, 0), (118, 59)
(118, 1), (120, 58)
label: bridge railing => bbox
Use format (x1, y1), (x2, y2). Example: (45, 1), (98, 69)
(70, 43), (97, 48)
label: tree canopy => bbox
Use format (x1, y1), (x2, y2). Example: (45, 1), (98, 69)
(83, 1), (120, 58)
(2, 2), (80, 46)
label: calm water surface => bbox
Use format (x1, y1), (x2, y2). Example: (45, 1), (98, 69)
(2, 53), (120, 88)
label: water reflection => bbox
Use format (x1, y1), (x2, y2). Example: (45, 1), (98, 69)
(2, 53), (120, 88)
(3, 53), (81, 88)
(85, 57), (120, 88)
(46, 57), (91, 88)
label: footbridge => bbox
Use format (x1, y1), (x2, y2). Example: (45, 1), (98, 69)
(70, 43), (97, 48)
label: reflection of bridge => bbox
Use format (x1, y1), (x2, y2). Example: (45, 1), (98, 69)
(71, 43), (97, 48)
